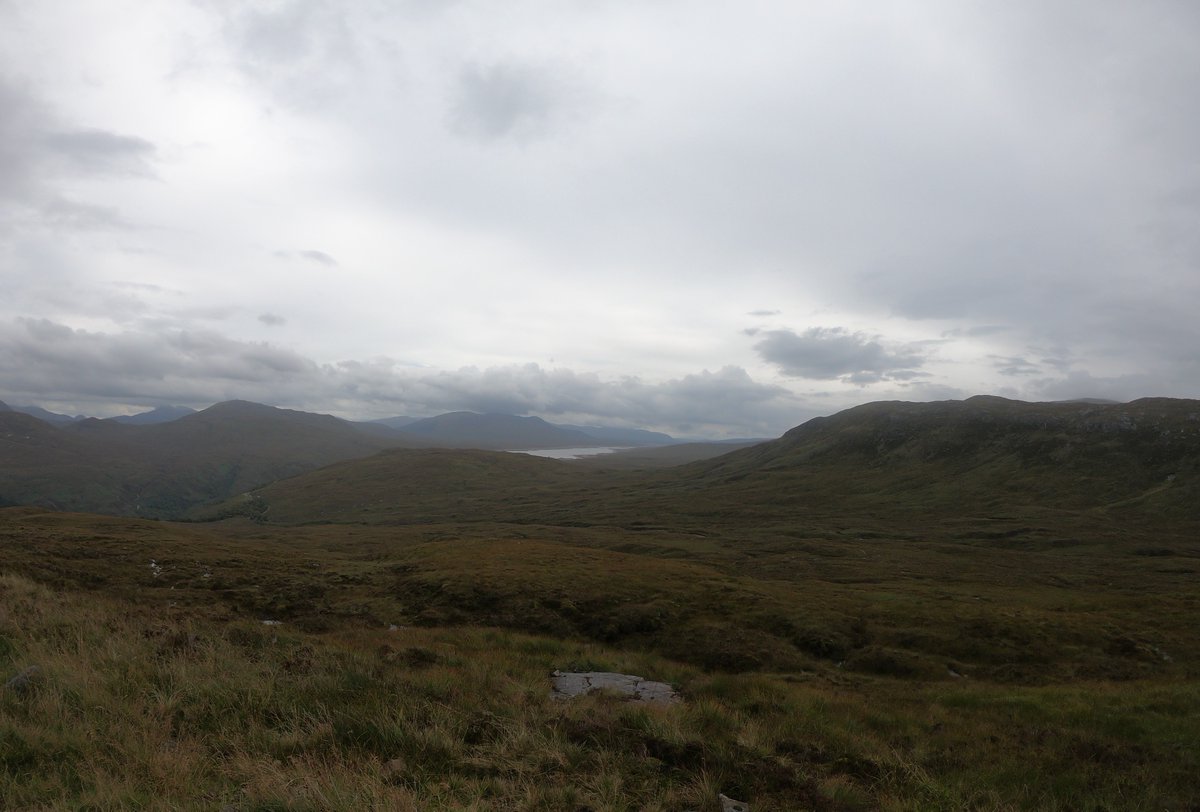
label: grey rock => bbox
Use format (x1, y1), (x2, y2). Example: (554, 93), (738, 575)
(550, 670), (680, 704)
(720, 793), (750, 812)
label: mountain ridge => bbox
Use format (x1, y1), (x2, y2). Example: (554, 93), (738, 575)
(223, 396), (1200, 526)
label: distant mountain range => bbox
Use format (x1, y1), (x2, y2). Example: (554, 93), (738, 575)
(13, 394), (1191, 525)
(0, 400), (705, 517)
(8, 404), (89, 425)
(0, 400), (420, 517)
(220, 395), (1200, 527)
(3, 403), (197, 425)
(3, 400), (685, 447)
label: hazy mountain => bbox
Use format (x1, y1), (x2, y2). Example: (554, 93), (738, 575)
(12, 404), (88, 425)
(0, 400), (10, 411)
(369, 415), (420, 430)
(396, 412), (603, 450)
(110, 405), (197, 425)
(0, 399), (420, 517)
(556, 424), (676, 446)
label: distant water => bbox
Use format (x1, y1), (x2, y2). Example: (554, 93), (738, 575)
(518, 447), (629, 460)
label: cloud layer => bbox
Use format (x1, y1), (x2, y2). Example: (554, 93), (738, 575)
(751, 328), (927, 384)
(1, 1), (1198, 430)
(0, 318), (803, 436)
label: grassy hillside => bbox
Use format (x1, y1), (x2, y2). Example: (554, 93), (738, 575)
(687, 396), (1200, 517)
(1, 507), (1198, 809)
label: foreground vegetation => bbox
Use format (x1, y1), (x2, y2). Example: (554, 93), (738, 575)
(2, 506), (1198, 810)
(3, 568), (1198, 811)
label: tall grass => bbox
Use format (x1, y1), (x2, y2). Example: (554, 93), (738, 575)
(3, 572), (1198, 810)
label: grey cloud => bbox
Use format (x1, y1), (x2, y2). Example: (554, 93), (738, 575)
(0, 79), (151, 234)
(41, 197), (129, 231)
(990, 356), (1041, 376)
(299, 249), (337, 266)
(203, 0), (374, 111)
(1014, 355), (1200, 403)
(1039, 356), (1072, 372)
(450, 61), (579, 141)
(0, 80), (46, 201)
(258, 313), (287, 327)
(1030, 371), (1162, 404)
(275, 249), (338, 266)
(942, 325), (1009, 339)
(753, 327), (926, 383)
(43, 128), (156, 176)
(0, 319), (315, 401)
(748, 309), (781, 317)
(0, 319), (806, 437)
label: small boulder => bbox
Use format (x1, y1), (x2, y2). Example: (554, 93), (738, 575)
(550, 670), (679, 704)
(719, 793), (750, 812)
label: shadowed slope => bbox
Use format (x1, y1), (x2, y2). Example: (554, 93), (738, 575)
(0, 401), (421, 517)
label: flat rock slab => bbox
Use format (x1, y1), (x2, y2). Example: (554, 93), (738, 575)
(719, 793), (750, 812)
(550, 670), (680, 704)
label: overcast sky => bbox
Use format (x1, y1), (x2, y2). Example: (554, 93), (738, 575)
(2, 1), (1198, 436)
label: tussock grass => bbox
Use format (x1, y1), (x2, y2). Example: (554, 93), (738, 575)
(3, 567), (1198, 810)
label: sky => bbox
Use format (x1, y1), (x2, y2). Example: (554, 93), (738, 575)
(2, 1), (1198, 437)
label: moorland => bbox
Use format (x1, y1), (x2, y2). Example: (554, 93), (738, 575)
(1, 395), (1198, 810)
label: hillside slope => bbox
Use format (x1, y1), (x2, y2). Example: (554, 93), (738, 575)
(228, 396), (1200, 530)
(684, 395), (1200, 520)
(0, 401), (420, 517)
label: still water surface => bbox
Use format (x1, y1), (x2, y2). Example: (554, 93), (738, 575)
(518, 447), (629, 459)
